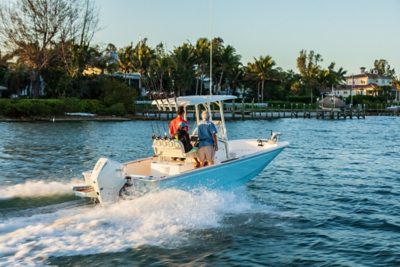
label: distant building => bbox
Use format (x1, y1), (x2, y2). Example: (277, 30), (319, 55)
(332, 67), (399, 100)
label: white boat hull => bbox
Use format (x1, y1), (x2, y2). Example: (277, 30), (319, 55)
(74, 140), (288, 206)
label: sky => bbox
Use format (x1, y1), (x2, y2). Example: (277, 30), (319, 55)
(93, 0), (400, 77)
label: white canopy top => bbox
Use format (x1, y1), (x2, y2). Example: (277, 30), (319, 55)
(151, 95), (237, 107)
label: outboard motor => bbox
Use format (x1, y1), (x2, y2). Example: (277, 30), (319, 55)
(90, 158), (127, 206)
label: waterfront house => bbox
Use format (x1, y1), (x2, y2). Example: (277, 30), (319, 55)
(332, 67), (399, 100)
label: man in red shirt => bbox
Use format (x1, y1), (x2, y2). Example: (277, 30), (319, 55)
(169, 106), (188, 137)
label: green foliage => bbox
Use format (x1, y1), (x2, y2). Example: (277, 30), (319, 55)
(102, 79), (136, 112)
(287, 95), (313, 104)
(105, 103), (126, 116)
(350, 95), (384, 105)
(0, 97), (126, 117)
(79, 100), (107, 113)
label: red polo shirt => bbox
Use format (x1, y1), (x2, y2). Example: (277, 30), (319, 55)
(169, 117), (189, 136)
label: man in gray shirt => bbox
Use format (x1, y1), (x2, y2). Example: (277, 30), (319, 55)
(198, 111), (218, 167)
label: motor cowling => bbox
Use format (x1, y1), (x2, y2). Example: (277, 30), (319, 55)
(90, 158), (126, 206)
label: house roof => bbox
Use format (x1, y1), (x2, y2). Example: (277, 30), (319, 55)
(345, 73), (393, 79)
(0, 85), (7, 90)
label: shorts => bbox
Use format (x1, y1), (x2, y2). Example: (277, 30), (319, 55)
(198, 145), (215, 162)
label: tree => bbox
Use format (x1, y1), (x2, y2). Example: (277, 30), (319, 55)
(105, 43), (117, 54)
(5, 63), (30, 96)
(118, 46), (133, 80)
(101, 78), (136, 112)
(150, 43), (177, 92)
(369, 59), (396, 77)
(290, 81), (302, 96)
(316, 69), (330, 93)
(0, 50), (11, 87)
(216, 45), (241, 94)
(224, 66), (244, 95)
(194, 38), (209, 95)
(131, 38), (155, 92)
(0, 0), (100, 98)
(281, 69), (301, 95)
(171, 43), (196, 96)
(246, 55), (281, 103)
(297, 50), (323, 103)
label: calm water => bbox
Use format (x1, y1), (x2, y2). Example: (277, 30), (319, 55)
(0, 117), (400, 266)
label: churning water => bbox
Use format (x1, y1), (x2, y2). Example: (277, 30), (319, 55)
(0, 117), (399, 266)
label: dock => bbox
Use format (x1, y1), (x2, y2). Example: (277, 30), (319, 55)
(134, 100), (400, 120)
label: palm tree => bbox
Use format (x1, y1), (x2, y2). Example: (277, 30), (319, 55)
(118, 45), (133, 80)
(194, 38), (209, 95)
(246, 55), (281, 103)
(171, 43), (196, 96)
(131, 38), (155, 92)
(297, 50), (323, 103)
(224, 65), (244, 95)
(316, 69), (330, 93)
(216, 45), (241, 94)
(151, 54), (177, 92)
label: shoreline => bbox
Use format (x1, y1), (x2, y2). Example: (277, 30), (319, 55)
(0, 115), (153, 122)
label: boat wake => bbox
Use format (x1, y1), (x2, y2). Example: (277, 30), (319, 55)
(0, 186), (292, 266)
(0, 179), (84, 200)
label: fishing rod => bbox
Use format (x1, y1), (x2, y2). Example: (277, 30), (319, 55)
(146, 91), (162, 139)
(146, 112), (156, 140)
(160, 91), (174, 140)
(151, 91), (165, 140)
(153, 92), (169, 140)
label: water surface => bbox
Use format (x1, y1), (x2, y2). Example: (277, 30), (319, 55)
(0, 117), (399, 266)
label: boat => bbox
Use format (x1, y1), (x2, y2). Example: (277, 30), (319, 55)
(386, 105), (400, 110)
(72, 96), (289, 206)
(318, 94), (345, 110)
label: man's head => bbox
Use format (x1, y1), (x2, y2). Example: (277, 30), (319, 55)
(177, 106), (185, 117)
(201, 110), (209, 120)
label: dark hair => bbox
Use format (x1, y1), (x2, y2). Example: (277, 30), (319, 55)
(177, 106), (185, 116)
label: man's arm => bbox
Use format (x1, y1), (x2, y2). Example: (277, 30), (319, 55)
(212, 134), (218, 151)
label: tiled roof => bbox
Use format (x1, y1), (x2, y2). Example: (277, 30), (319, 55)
(345, 74), (393, 79)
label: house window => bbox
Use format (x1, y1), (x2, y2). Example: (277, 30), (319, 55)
(361, 80), (366, 84)
(344, 91), (348, 94)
